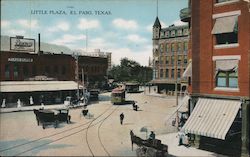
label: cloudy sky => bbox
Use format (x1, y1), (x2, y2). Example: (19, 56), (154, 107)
(1, 0), (188, 66)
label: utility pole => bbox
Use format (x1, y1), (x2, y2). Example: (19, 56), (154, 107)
(175, 53), (179, 130)
(82, 68), (85, 96)
(74, 53), (80, 101)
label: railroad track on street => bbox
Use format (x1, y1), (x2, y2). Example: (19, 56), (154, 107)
(85, 106), (119, 157)
(0, 103), (115, 156)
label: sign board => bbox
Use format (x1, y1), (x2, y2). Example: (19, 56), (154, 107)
(8, 58), (33, 63)
(10, 37), (35, 52)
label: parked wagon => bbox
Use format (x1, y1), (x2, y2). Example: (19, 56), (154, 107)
(130, 131), (168, 157)
(33, 109), (71, 129)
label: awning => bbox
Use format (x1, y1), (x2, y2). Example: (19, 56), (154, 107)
(0, 81), (83, 92)
(211, 15), (238, 34)
(182, 61), (192, 78)
(181, 98), (241, 140)
(216, 59), (238, 72)
(150, 79), (176, 84)
(178, 95), (190, 113)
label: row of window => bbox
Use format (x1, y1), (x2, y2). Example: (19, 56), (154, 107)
(4, 64), (106, 80)
(158, 55), (188, 65)
(160, 28), (189, 38)
(159, 42), (188, 53)
(4, 64), (67, 79)
(159, 68), (186, 79)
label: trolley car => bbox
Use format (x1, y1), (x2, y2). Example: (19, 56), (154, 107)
(111, 87), (125, 104)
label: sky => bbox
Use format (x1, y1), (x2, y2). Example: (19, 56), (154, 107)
(1, 0), (188, 66)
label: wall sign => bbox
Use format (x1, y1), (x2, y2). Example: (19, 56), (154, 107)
(10, 36), (35, 52)
(8, 58), (33, 63)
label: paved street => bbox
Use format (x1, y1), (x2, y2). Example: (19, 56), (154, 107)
(0, 93), (223, 156)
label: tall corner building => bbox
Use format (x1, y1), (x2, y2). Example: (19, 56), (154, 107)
(151, 16), (189, 94)
(180, 0), (250, 156)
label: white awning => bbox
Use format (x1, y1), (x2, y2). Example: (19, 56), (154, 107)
(216, 59), (238, 72)
(0, 81), (83, 92)
(182, 62), (192, 78)
(181, 98), (241, 140)
(211, 15), (238, 34)
(178, 95), (190, 113)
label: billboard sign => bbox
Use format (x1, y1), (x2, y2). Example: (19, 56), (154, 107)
(10, 36), (35, 52)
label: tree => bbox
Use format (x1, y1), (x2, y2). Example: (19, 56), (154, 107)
(108, 58), (152, 84)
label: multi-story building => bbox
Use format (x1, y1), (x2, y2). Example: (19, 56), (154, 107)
(152, 17), (189, 94)
(0, 36), (110, 107)
(180, 0), (249, 156)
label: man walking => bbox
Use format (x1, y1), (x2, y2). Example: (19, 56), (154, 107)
(120, 113), (124, 125)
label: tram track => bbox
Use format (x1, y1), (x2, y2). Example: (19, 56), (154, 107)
(0, 103), (114, 156)
(85, 106), (118, 157)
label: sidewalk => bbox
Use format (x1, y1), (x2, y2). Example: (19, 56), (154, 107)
(0, 104), (70, 113)
(157, 133), (226, 157)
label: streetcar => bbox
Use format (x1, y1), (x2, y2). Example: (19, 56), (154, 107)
(125, 82), (140, 93)
(111, 87), (126, 105)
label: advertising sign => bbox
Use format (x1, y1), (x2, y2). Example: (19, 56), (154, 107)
(10, 37), (35, 52)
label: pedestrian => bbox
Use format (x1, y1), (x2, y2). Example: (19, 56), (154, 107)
(178, 132), (185, 146)
(120, 113), (124, 125)
(149, 131), (156, 140)
(17, 99), (21, 108)
(1, 99), (6, 108)
(29, 96), (34, 106)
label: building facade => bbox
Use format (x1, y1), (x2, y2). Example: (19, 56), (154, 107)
(0, 47), (109, 107)
(152, 17), (189, 94)
(180, 0), (249, 156)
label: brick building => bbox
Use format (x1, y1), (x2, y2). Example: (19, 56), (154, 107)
(180, 0), (249, 156)
(152, 17), (189, 94)
(0, 41), (109, 107)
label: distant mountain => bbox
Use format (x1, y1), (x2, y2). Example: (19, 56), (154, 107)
(0, 35), (73, 54)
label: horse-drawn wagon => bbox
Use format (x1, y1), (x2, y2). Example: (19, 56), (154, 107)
(130, 131), (168, 157)
(33, 109), (71, 129)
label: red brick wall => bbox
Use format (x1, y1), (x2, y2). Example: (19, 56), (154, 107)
(191, 0), (250, 97)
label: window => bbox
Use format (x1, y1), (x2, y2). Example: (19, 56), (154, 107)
(215, 32), (238, 45)
(171, 30), (175, 37)
(216, 71), (238, 88)
(62, 66), (66, 75)
(165, 43), (169, 53)
(166, 31), (170, 38)
(177, 29), (182, 36)
(177, 56), (182, 65)
(5, 64), (10, 79)
(171, 43), (176, 52)
(183, 28), (189, 36)
(171, 69), (175, 79)
(160, 69), (163, 78)
(171, 56), (175, 65)
(166, 56), (170, 65)
(184, 56), (188, 65)
(45, 66), (51, 75)
(23, 65), (29, 77)
(14, 64), (19, 78)
(184, 42), (188, 51)
(166, 69), (169, 78)
(54, 65), (59, 74)
(160, 44), (164, 53)
(177, 69), (181, 79)
(177, 42), (182, 52)
(212, 15), (238, 45)
(32, 66), (37, 76)
(160, 31), (165, 38)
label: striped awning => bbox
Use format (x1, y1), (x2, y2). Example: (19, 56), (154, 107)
(181, 98), (241, 140)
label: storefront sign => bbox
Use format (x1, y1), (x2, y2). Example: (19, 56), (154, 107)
(8, 58), (33, 62)
(10, 37), (35, 52)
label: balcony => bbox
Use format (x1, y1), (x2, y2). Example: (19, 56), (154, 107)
(180, 7), (191, 22)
